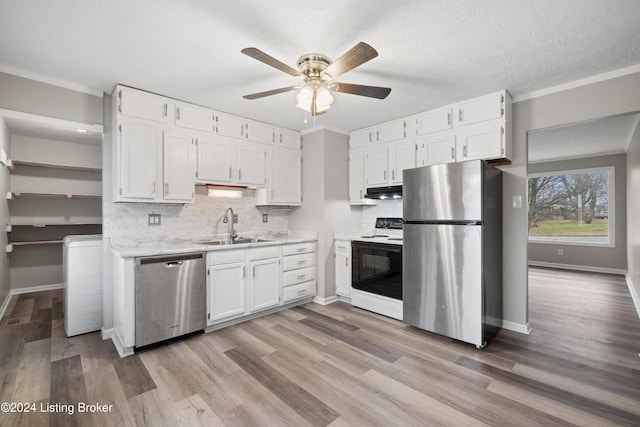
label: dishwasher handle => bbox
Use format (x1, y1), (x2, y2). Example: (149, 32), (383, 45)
(136, 252), (204, 266)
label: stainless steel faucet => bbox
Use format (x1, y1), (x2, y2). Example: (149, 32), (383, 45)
(223, 207), (237, 241)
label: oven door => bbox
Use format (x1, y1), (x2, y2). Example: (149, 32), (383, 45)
(351, 241), (402, 300)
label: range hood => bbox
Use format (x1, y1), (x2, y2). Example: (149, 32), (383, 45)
(365, 185), (402, 199)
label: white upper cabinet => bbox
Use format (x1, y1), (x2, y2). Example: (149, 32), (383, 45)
(175, 103), (214, 133)
(245, 120), (276, 145)
(116, 121), (159, 200)
(349, 150), (371, 205)
(414, 106), (453, 136)
(374, 118), (407, 144)
(456, 90), (508, 127)
(115, 122), (194, 203)
(236, 143), (266, 186)
(256, 150), (301, 206)
(195, 136), (234, 184)
(456, 122), (510, 162)
(162, 132), (195, 202)
(416, 133), (457, 167)
(365, 147), (389, 187)
(350, 128), (373, 149)
(389, 143), (416, 184)
(278, 128), (301, 150)
(215, 112), (245, 140)
(116, 86), (170, 124)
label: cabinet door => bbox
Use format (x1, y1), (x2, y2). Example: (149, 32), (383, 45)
(456, 123), (505, 162)
(278, 128), (301, 150)
(456, 91), (505, 127)
(117, 87), (170, 124)
(417, 134), (457, 167)
(196, 137), (234, 183)
(117, 122), (159, 200)
(365, 148), (389, 187)
(335, 252), (351, 297)
(163, 132), (195, 202)
(375, 119), (406, 144)
(237, 144), (266, 186)
(215, 112), (245, 140)
(350, 128), (372, 149)
(349, 151), (366, 204)
(208, 261), (246, 324)
(246, 121), (276, 145)
(249, 258), (280, 312)
(269, 150), (301, 205)
(415, 107), (452, 136)
(175, 103), (214, 133)
(390, 143), (416, 184)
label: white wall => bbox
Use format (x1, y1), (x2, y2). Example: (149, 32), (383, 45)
(0, 118), (10, 307)
(528, 153), (627, 272)
(504, 71), (640, 330)
(627, 120), (640, 314)
(289, 128), (361, 299)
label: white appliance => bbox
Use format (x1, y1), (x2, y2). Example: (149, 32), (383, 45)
(63, 235), (103, 336)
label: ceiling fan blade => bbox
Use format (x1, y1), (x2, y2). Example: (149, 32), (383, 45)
(241, 47), (301, 77)
(243, 86), (298, 100)
(322, 42), (379, 80)
(333, 82), (391, 99)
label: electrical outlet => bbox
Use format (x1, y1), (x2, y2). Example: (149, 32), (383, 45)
(557, 248), (563, 256)
(148, 213), (161, 226)
(262, 214), (268, 223)
(233, 214), (238, 223)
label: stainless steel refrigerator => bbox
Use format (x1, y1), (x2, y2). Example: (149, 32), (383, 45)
(403, 160), (502, 348)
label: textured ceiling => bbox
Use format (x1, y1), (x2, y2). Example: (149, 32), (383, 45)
(1, 0), (640, 133)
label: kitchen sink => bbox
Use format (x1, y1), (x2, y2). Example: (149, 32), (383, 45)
(197, 237), (273, 246)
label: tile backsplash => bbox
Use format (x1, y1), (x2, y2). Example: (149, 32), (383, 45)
(361, 199), (403, 230)
(104, 185), (291, 239)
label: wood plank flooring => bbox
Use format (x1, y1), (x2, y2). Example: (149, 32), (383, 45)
(1, 267), (639, 426)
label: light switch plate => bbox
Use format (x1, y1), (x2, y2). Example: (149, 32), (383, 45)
(512, 195), (522, 209)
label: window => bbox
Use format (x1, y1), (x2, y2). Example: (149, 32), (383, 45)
(528, 166), (614, 247)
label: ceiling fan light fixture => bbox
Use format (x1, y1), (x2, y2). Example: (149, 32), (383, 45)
(295, 83), (333, 115)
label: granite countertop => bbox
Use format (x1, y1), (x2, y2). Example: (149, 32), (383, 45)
(109, 231), (317, 257)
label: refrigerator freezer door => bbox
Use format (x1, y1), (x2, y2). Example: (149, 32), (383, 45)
(403, 223), (483, 346)
(403, 160), (483, 222)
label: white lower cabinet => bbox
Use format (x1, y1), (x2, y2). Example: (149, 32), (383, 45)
(282, 242), (317, 303)
(334, 240), (351, 297)
(248, 248), (281, 312)
(207, 251), (246, 325)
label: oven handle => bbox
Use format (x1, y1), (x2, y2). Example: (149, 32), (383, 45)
(351, 241), (402, 253)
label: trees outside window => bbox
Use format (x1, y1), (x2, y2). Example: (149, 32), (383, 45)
(528, 167), (614, 246)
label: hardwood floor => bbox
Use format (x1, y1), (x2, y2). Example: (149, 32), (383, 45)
(1, 267), (639, 426)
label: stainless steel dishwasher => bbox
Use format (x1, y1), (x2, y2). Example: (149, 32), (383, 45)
(134, 252), (206, 349)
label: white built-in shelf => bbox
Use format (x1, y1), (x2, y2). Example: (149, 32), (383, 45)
(10, 240), (64, 247)
(7, 191), (101, 200)
(9, 220), (103, 227)
(10, 159), (101, 172)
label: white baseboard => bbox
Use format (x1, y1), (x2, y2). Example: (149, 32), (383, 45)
(502, 320), (533, 335)
(528, 261), (626, 276)
(101, 327), (113, 341)
(313, 295), (340, 305)
(626, 273), (640, 321)
(0, 283), (66, 320)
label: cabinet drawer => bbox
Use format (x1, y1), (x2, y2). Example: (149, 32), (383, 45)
(283, 253), (315, 271)
(282, 280), (316, 302)
(282, 241), (316, 256)
(283, 266), (316, 287)
(335, 240), (351, 254)
(207, 249), (246, 265)
(248, 245), (281, 261)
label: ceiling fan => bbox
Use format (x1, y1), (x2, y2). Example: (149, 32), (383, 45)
(241, 42), (391, 117)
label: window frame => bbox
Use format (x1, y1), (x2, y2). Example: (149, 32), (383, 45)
(527, 166), (615, 248)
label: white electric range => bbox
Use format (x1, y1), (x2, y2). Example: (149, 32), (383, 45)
(350, 217), (403, 320)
